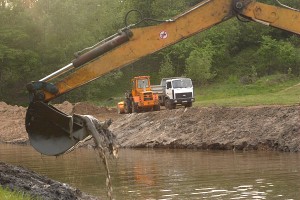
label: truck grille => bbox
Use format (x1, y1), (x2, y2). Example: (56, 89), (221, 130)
(175, 92), (192, 99)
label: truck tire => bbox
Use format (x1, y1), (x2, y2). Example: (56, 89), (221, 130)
(185, 102), (192, 108)
(165, 99), (175, 110)
(132, 101), (138, 113)
(124, 99), (132, 114)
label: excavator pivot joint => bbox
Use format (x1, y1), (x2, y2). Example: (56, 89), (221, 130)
(27, 81), (59, 102)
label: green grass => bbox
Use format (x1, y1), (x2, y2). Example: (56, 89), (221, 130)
(194, 74), (300, 107)
(91, 74), (300, 108)
(0, 187), (33, 200)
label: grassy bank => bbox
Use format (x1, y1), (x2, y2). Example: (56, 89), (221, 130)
(194, 74), (300, 107)
(0, 187), (32, 200)
(92, 74), (300, 108)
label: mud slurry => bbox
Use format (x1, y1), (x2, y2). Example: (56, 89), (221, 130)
(0, 162), (99, 200)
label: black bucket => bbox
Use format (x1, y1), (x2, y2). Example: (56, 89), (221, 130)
(25, 102), (88, 156)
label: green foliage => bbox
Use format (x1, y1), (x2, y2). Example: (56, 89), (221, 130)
(68, 70), (124, 102)
(123, 0), (192, 19)
(185, 40), (216, 85)
(158, 55), (175, 79)
(160, 38), (197, 76)
(256, 36), (299, 75)
(0, 0), (126, 104)
(0, 0), (300, 105)
(0, 2), (42, 103)
(151, 0), (187, 18)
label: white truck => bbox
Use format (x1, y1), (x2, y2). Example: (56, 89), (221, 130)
(151, 77), (195, 109)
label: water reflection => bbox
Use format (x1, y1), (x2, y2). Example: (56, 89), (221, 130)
(0, 144), (299, 199)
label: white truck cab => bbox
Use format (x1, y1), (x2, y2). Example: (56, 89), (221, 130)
(152, 77), (195, 109)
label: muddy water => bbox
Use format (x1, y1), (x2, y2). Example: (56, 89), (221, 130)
(0, 144), (299, 200)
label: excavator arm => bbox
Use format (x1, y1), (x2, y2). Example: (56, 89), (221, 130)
(26, 0), (300, 156)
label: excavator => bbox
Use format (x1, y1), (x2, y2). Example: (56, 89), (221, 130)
(25, 0), (300, 156)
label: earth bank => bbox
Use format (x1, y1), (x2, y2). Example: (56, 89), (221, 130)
(112, 105), (300, 152)
(1, 101), (300, 199)
(0, 162), (99, 200)
(0, 101), (299, 152)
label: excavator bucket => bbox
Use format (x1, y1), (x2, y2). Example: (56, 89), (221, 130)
(25, 102), (88, 156)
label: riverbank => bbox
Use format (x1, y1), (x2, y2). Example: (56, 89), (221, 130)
(112, 105), (300, 152)
(1, 101), (300, 198)
(0, 162), (99, 200)
(1, 101), (299, 152)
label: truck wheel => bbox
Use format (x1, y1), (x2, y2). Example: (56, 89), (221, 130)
(185, 102), (192, 108)
(153, 104), (160, 111)
(165, 99), (174, 110)
(172, 103), (176, 109)
(132, 102), (138, 113)
(124, 99), (132, 113)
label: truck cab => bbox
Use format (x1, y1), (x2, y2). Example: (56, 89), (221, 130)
(164, 78), (194, 109)
(151, 77), (195, 109)
(131, 76), (151, 96)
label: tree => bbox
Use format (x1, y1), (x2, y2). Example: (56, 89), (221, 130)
(0, 0), (42, 103)
(256, 36), (298, 75)
(185, 40), (216, 85)
(158, 55), (175, 79)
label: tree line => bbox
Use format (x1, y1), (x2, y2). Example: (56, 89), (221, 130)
(0, 0), (299, 105)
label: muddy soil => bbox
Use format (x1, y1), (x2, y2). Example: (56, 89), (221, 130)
(0, 162), (99, 200)
(0, 102), (28, 144)
(111, 106), (300, 152)
(0, 101), (119, 144)
(0, 101), (299, 151)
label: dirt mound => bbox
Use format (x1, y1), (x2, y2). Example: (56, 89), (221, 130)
(0, 102), (28, 143)
(73, 102), (116, 115)
(53, 101), (74, 114)
(1, 101), (300, 152)
(111, 106), (300, 152)
(0, 101), (119, 143)
(72, 102), (119, 121)
(0, 162), (99, 200)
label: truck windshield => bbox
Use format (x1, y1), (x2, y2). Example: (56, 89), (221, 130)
(137, 79), (149, 88)
(172, 79), (192, 88)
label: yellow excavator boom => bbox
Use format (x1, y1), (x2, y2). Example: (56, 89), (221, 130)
(26, 0), (300, 155)
(34, 0), (300, 102)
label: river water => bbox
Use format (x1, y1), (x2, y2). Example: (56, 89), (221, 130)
(0, 144), (299, 200)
